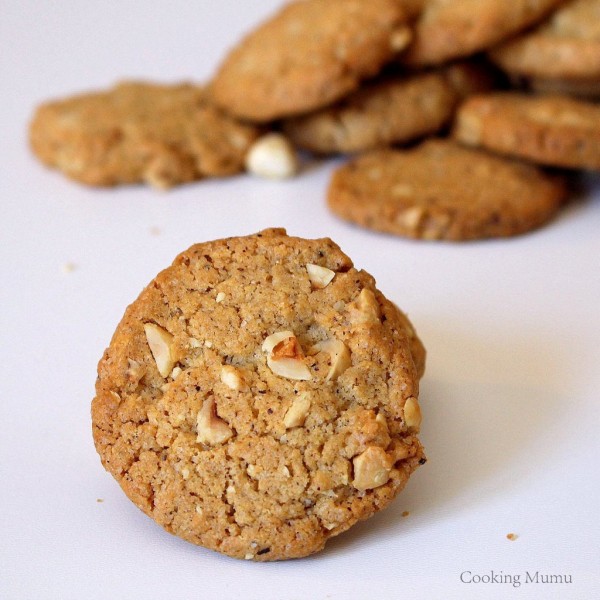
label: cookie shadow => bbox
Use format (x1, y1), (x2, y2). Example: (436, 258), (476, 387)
(320, 321), (573, 557)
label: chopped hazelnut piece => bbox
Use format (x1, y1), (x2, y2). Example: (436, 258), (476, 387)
(404, 397), (422, 432)
(306, 264), (335, 289)
(352, 446), (393, 490)
(312, 339), (351, 381)
(284, 393), (311, 428)
(349, 288), (381, 325)
(245, 133), (299, 179)
(262, 331), (311, 381)
(143, 323), (175, 378)
(220, 365), (249, 391)
(196, 397), (233, 445)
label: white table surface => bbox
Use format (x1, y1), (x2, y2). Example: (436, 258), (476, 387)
(2, 2), (599, 599)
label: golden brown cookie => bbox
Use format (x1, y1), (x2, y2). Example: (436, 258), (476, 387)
(92, 228), (425, 561)
(210, 0), (412, 122)
(489, 0), (600, 81)
(401, 0), (566, 67)
(29, 82), (261, 188)
(453, 92), (600, 170)
(327, 140), (567, 241)
(282, 62), (495, 155)
(528, 76), (600, 99)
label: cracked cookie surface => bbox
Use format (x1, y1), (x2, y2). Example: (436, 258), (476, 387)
(92, 228), (425, 561)
(211, 0), (412, 122)
(29, 81), (260, 188)
(327, 140), (567, 241)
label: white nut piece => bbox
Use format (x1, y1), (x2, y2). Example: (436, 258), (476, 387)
(404, 396), (422, 432)
(352, 446), (392, 490)
(312, 339), (351, 381)
(143, 323), (175, 378)
(196, 397), (233, 445)
(262, 331), (311, 381)
(220, 365), (248, 391)
(284, 393), (311, 429)
(351, 288), (381, 325)
(245, 133), (299, 179)
(306, 264), (335, 289)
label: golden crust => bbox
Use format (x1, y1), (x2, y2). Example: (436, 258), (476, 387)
(327, 140), (567, 241)
(454, 92), (600, 170)
(490, 0), (600, 80)
(211, 0), (412, 122)
(29, 81), (260, 188)
(402, 0), (566, 66)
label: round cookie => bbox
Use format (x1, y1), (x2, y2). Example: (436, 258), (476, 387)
(401, 0), (566, 67)
(210, 0), (412, 122)
(327, 140), (567, 241)
(489, 0), (600, 81)
(283, 71), (458, 154)
(282, 62), (495, 155)
(29, 81), (261, 188)
(453, 92), (600, 170)
(92, 228), (425, 561)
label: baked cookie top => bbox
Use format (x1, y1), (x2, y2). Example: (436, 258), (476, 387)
(489, 0), (600, 80)
(211, 0), (412, 122)
(401, 0), (566, 66)
(453, 92), (600, 170)
(29, 81), (260, 188)
(92, 228), (425, 561)
(283, 62), (495, 154)
(327, 139), (567, 241)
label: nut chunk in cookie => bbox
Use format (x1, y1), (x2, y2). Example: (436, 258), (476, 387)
(211, 0), (412, 122)
(29, 81), (260, 188)
(92, 228), (425, 561)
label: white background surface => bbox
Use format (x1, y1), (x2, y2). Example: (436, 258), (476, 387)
(1, 2), (599, 599)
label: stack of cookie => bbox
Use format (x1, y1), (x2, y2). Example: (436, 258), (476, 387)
(209, 0), (597, 241)
(30, 0), (600, 242)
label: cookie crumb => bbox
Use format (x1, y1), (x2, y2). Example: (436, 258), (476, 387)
(506, 533), (518, 541)
(96, 498), (104, 503)
(62, 262), (77, 274)
(402, 510), (410, 517)
(149, 226), (161, 236)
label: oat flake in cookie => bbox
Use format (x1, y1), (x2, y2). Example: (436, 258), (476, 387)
(92, 229), (425, 561)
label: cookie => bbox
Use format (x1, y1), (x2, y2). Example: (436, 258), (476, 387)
(92, 228), (425, 561)
(282, 62), (495, 155)
(210, 0), (412, 122)
(528, 76), (600, 99)
(29, 82), (261, 188)
(489, 0), (600, 81)
(453, 92), (600, 170)
(401, 0), (566, 67)
(327, 140), (567, 241)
